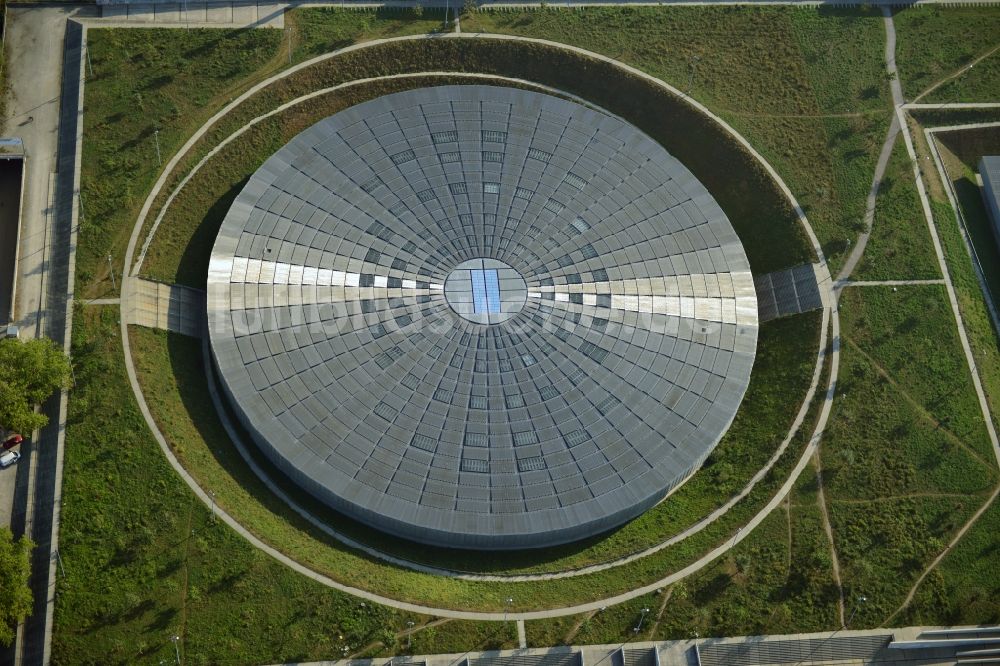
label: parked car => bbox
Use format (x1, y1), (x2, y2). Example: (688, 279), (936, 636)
(0, 450), (20, 468)
(2, 434), (23, 451)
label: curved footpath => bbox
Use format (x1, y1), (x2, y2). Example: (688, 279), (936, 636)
(117, 32), (841, 619)
(138, 69), (823, 582)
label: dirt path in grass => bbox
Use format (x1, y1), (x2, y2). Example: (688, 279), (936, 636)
(882, 484), (1000, 626)
(831, 491), (983, 504)
(783, 497), (792, 573)
(913, 43), (1000, 104)
(177, 496), (197, 660)
(563, 610), (598, 644)
(349, 618), (453, 659)
(644, 587), (675, 640)
(811, 453), (845, 628)
(844, 336), (996, 472)
(716, 109), (877, 120)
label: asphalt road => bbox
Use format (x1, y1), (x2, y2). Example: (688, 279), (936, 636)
(2, 6), (78, 339)
(0, 8), (82, 665)
(0, 158), (23, 325)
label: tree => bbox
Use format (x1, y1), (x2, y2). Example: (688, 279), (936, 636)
(0, 337), (72, 435)
(0, 528), (34, 647)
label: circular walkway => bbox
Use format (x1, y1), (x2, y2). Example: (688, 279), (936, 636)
(119, 33), (839, 619)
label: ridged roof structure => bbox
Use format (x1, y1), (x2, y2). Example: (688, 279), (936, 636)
(207, 86), (758, 550)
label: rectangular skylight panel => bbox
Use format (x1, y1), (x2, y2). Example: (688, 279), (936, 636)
(471, 269), (488, 314)
(484, 269), (501, 313)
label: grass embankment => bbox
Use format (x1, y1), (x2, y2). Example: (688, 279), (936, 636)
(130, 40), (822, 577)
(461, 6), (891, 274)
(126, 24), (825, 586)
(853, 136), (940, 281)
(915, 123), (1000, 434)
(77, 9), (446, 300)
(929, 199), (1000, 431)
(933, 127), (1000, 314)
(525, 466), (840, 645)
(824, 285), (998, 626)
(129, 310), (822, 607)
(894, 6), (1000, 102)
(79, 28), (281, 299)
(58, 306), (488, 664)
(139, 76), (476, 288)
(139, 37), (814, 287)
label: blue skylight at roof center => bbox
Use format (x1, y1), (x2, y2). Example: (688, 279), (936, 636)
(471, 268), (501, 313)
(484, 269), (501, 313)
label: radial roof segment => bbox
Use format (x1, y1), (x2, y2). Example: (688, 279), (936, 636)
(206, 85), (759, 550)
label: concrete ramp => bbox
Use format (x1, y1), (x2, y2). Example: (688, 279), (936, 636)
(754, 263), (824, 323)
(125, 278), (205, 337)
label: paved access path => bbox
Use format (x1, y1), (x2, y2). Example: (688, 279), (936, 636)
(0, 4), (78, 542)
(839, 279), (946, 288)
(1, 8), (89, 665)
(893, 50), (1000, 474)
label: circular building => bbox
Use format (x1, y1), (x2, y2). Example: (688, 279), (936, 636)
(206, 86), (759, 550)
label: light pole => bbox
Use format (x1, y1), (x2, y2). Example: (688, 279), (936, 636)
(171, 635), (181, 665)
(633, 607), (650, 636)
(107, 255), (117, 292)
(503, 597), (513, 624)
(208, 490), (216, 522)
(406, 620), (415, 649)
(845, 595), (867, 628)
(731, 526), (743, 547)
(154, 128), (161, 166)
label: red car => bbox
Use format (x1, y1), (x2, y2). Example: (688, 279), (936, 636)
(1, 434), (23, 451)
